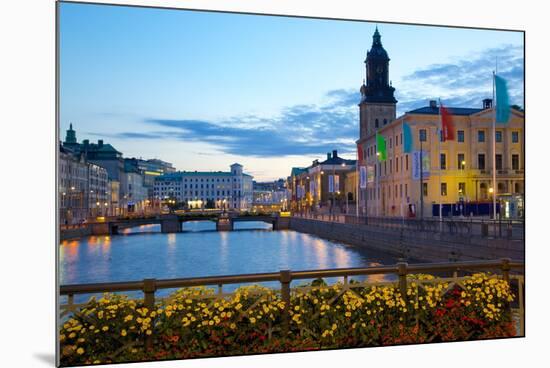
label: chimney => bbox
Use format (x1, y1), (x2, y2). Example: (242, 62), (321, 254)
(332, 150), (338, 158)
(98, 139), (104, 148)
(83, 139), (89, 146)
(429, 100), (437, 109)
(483, 98), (493, 109)
(327, 152), (332, 160)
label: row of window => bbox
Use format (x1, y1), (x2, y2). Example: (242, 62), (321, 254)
(155, 190), (237, 197)
(418, 129), (521, 144)
(367, 181), (523, 201)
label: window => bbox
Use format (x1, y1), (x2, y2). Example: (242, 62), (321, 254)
(495, 131), (502, 142)
(405, 155), (409, 170)
(383, 119), (388, 125)
(422, 183), (428, 197)
(395, 185), (398, 198)
(458, 182), (466, 195)
(478, 154), (486, 170)
(514, 182), (521, 193)
(440, 153), (447, 170)
(457, 130), (464, 142)
(400, 133), (403, 145)
(396, 157), (399, 173)
(441, 183), (447, 196)
(498, 182), (505, 193)
(495, 154), (503, 170)
(396, 135), (399, 146)
(405, 184), (408, 197)
(458, 153), (465, 170)
(400, 184), (403, 198)
(389, 159), (392, 173)
(419, 129), (427, 142)
(375, 119), (379, 128)
(512, 131), (519, 143)
(478, 130), (485, 142)
(512, 154), (520, 170)
(389, 138), (392, 148)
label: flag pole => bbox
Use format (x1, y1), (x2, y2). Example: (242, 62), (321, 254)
(492, 71), (497, 220)
(438, 99), (443, 223)
(356, 146), (359, 217)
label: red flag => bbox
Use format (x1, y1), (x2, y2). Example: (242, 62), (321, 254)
(440, 104), (455, 141)
(357, 144), (363, 163)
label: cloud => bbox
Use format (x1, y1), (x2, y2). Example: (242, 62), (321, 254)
(397, 44), (524, 114)
(104, 44), (523, 158)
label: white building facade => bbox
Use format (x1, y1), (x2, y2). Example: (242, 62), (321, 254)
(153, 163), (253, 210)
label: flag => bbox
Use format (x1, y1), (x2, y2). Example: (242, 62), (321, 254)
(495, 75), (510, 124)
(376, 133), (386, 161)
(440, 104), (455, 141)
(402, 122), (413, 153)
(357, 144), (363, 163)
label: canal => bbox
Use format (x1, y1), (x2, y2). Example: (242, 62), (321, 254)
(59, 221), (400, 294)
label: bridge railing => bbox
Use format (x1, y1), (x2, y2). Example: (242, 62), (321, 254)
(60, 259), (524, 343)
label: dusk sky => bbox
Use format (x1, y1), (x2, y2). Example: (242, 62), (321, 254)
(59, 2), (524, 181)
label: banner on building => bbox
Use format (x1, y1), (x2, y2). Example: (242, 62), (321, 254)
(412, 150), (430, 180)
(367, 165), (375, 184)
(334, 175), (340, 193)
(360, 166), (367, 189)
(309, 180), (315, 196)
(328, 175), (334, 193)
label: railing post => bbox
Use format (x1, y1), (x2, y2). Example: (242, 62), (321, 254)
(142, 278), (156, 350)
(280, 270), (292, 335)
(500, 258), (511, 283)
(397, 262), (408, 299)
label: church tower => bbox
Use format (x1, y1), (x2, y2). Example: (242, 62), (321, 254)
(64, 123), (78, 146)
(358, 27), (397, 141)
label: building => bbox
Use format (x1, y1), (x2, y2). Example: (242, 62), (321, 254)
(252, 179), (289, 212)
(122, 159), (149, 214)
(59, 144), (110, 223)
(288, 150), (356, 213)
(153, 163), (253, 210)
(59, 145), (89, 224)
(62, 124), (126, 215)
(134, 158), (176, 198)
(356, 28), (524, 218)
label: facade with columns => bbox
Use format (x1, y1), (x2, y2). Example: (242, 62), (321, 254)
(356, 28), (524, 218)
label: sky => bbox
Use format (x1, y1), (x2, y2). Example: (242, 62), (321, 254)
(59, 2), (524, 181)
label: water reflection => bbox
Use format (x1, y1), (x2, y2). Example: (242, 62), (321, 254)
(59, 222), (399, 293)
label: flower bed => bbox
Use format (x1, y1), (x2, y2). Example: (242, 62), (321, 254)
(60, 273), (516, 366)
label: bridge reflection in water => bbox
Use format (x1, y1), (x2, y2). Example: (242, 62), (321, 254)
(59, 221), (399, 293)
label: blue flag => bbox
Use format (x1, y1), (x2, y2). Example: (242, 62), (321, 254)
(403, 122), (413, 153)
(495, 75), (510, 124)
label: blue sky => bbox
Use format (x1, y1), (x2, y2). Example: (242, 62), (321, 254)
(59, 2), (524, 181)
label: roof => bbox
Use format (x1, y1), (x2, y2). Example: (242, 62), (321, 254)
(320, 157), (357, 166)
(407, 106), (483, 116)
(290, 167), (307, 177)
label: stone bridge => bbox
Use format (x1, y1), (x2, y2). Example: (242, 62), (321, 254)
(86, 214), (290, 235)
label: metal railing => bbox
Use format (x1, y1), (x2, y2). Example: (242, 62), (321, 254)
(297, 213), (524, 240)
(60, 258), (523, 323)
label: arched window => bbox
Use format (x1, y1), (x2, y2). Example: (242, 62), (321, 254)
(383, 119), (388, 125)
(480, 183), (488, 200)
(375, 119), (379, 128)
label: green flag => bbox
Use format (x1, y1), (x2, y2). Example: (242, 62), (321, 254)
(495, 75), (510, 124)
(376, 133), (386, 161)
(402, 122), (413, 153)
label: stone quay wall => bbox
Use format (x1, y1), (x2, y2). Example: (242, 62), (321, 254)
(289, 217), (524, 262)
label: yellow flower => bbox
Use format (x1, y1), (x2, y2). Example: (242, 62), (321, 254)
(76, 347), (84, 355)
(121, 329), (127, 336)
(250, 317), (256, 324)
(102, 326), (109, 332)
(230, 323), (236, 329)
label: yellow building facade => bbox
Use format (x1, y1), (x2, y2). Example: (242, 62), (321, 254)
(359, 102), (524, 218)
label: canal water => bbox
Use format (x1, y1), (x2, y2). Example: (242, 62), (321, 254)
(59, 221), (399, 297)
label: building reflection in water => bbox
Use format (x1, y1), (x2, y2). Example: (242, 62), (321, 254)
(58, 227), (399, 288)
